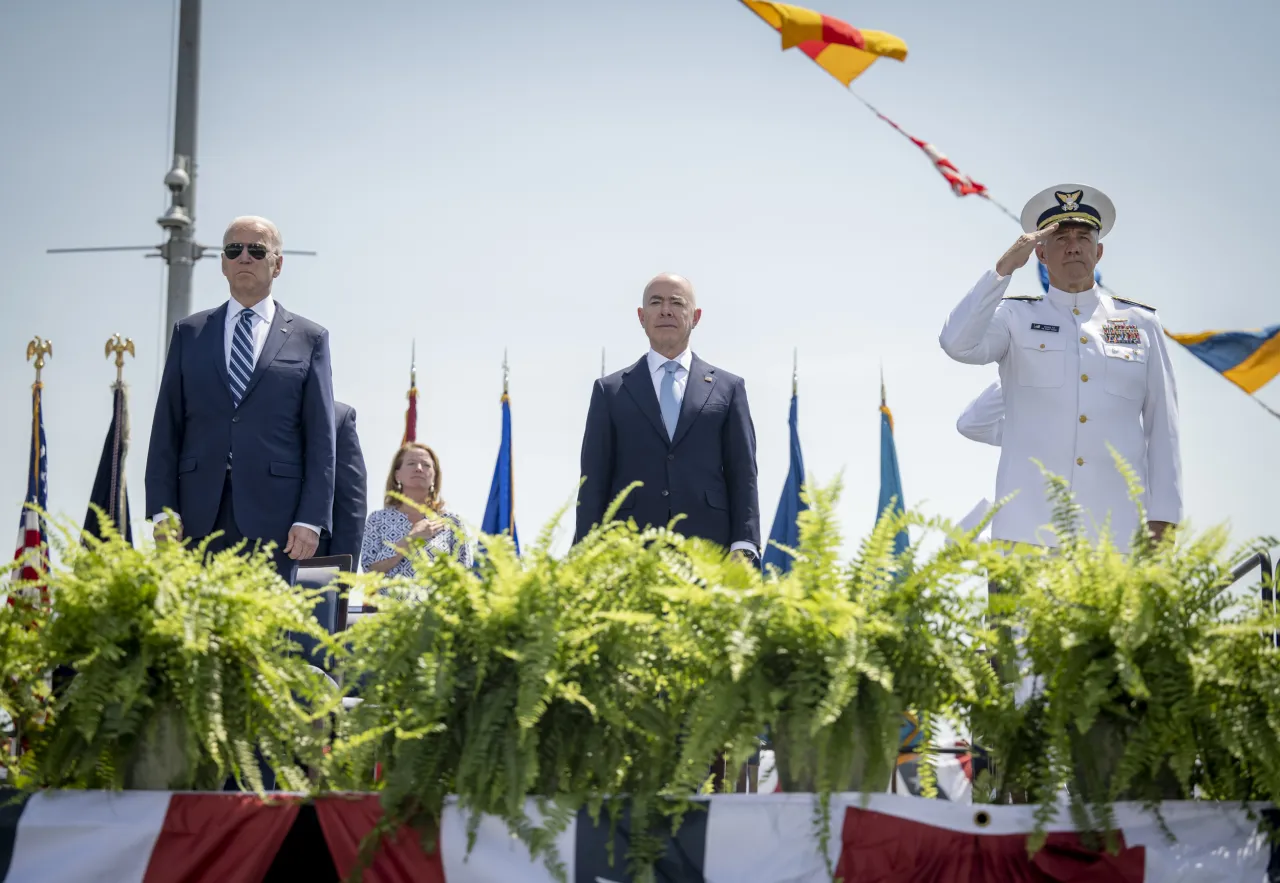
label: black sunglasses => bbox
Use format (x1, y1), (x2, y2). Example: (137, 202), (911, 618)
(222, 242), (271, 260)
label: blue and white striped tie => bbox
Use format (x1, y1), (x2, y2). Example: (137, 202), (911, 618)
(228, 308), (256, 406)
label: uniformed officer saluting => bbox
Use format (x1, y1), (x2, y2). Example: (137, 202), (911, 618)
(939, 184), (1182, 550)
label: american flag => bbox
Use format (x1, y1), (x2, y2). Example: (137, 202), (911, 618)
(9, 382), (49, 606)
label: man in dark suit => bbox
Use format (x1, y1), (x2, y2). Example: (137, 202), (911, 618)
(575, 272), (761, 561)
(146, 216), (335, 578)
(316, 400), (366, 631)
(317, 401), (367, 565)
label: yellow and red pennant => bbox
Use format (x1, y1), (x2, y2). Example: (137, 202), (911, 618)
(740, 0), (908, 86)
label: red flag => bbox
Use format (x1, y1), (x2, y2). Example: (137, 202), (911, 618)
(861, 101), (987, 198)
(402, 342), (417, 445)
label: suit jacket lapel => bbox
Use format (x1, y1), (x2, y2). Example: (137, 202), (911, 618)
(206, 302), (233, 401)
(671, 355), (715, 449)
(238, 303), (293, 406)
(621, 355), (668, 443)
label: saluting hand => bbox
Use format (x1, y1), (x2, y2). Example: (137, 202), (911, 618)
(995, 222), (1058, 277)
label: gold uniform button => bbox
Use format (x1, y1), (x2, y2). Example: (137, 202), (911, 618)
(1039, 343), (1045, 349)
(1076, 457), (1085, 466)
(1079, 336), (1088, 344)
(1073, 308), (1081, 315)
(1081, 373), (1089, 382)
(1079, 415), (1088, 423)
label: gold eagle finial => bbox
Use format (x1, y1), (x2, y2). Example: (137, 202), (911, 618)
(26, 336), (52, 384)
(105, 334), (135, 383)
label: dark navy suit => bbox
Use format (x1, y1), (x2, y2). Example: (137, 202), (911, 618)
(316, 401), (367, 633)
(317, 401), (367, 566)
(145, 300), (336, 568)
(574, 352), (760, 550)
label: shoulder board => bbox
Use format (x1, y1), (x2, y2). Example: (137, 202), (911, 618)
(1110, 296), (1156, 312)
(1002, 294), (1043, 302)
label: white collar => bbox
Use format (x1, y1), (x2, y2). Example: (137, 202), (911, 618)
(647, 348), (692, 375)
(1044, 283), (1099, 310)
(227, 294), (275, 324)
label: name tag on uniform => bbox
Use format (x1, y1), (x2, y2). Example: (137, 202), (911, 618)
(1030, 323), (1059, 333)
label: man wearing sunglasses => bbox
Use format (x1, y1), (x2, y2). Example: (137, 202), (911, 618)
(146, 216), (336, 578)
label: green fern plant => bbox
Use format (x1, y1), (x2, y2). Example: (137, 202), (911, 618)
(10, 507), (340, 792)
(328, 487), (769, 882)
(971, 452), (1280, 846)
(0, 572), (49, 780)
(330, 479), (1009, 881)
(710, 477), (1006, 862)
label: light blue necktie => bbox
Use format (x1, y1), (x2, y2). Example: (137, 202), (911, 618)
(228, 308), (256, 406)
(659, 360), (681, 440)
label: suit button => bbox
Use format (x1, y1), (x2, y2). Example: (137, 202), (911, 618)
(667, 454), (674, 460)
(1079, 415), (1088, 423)
(232, 416), (240, 423)
(1077, 457), (1085, 466)
(1079, 336), (1088, 344)
(1081, 373), (1089, 382)
(661, 489), (669, 497)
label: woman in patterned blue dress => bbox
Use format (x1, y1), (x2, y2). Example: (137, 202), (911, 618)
(360, 442), (472, 580)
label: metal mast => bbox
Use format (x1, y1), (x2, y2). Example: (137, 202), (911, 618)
(48, 0), (312, 349)
(157, 0), (202, 338)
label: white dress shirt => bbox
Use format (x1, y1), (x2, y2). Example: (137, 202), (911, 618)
(224, 293), (275, 372)
(940, 270), (1182, 552)
(646, 348), (692, 403)
(156, 295), (319, 540)
(645, 348), (757, 558)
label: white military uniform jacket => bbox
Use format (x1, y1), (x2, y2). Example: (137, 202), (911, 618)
(940, 270), (1182, 551)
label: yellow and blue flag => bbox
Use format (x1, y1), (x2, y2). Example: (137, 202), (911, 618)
(1166, 324), (1280, 396)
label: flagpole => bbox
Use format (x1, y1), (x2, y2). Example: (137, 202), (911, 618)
(601, 347), (606, 379)
(792, 347), (798, 397)
(26, 338), (51, 502)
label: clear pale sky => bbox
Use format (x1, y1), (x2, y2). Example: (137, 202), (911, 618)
(2, 0), (1277, 561)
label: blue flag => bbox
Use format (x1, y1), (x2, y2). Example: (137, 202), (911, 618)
(762, 390), (807, 573)
(1039, 262), (1102, 293)
(480, 393), (519, 554)
(877, 378), (908, 556)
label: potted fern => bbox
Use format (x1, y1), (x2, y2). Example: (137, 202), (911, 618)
(328, 489), (767, 880)
(701, 479), (1004, 857)
(328, 480), (1004, 879)
(972, 459), (1280, 842)
(12, 508), (339, 792)
(0, 579), (47, 781)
